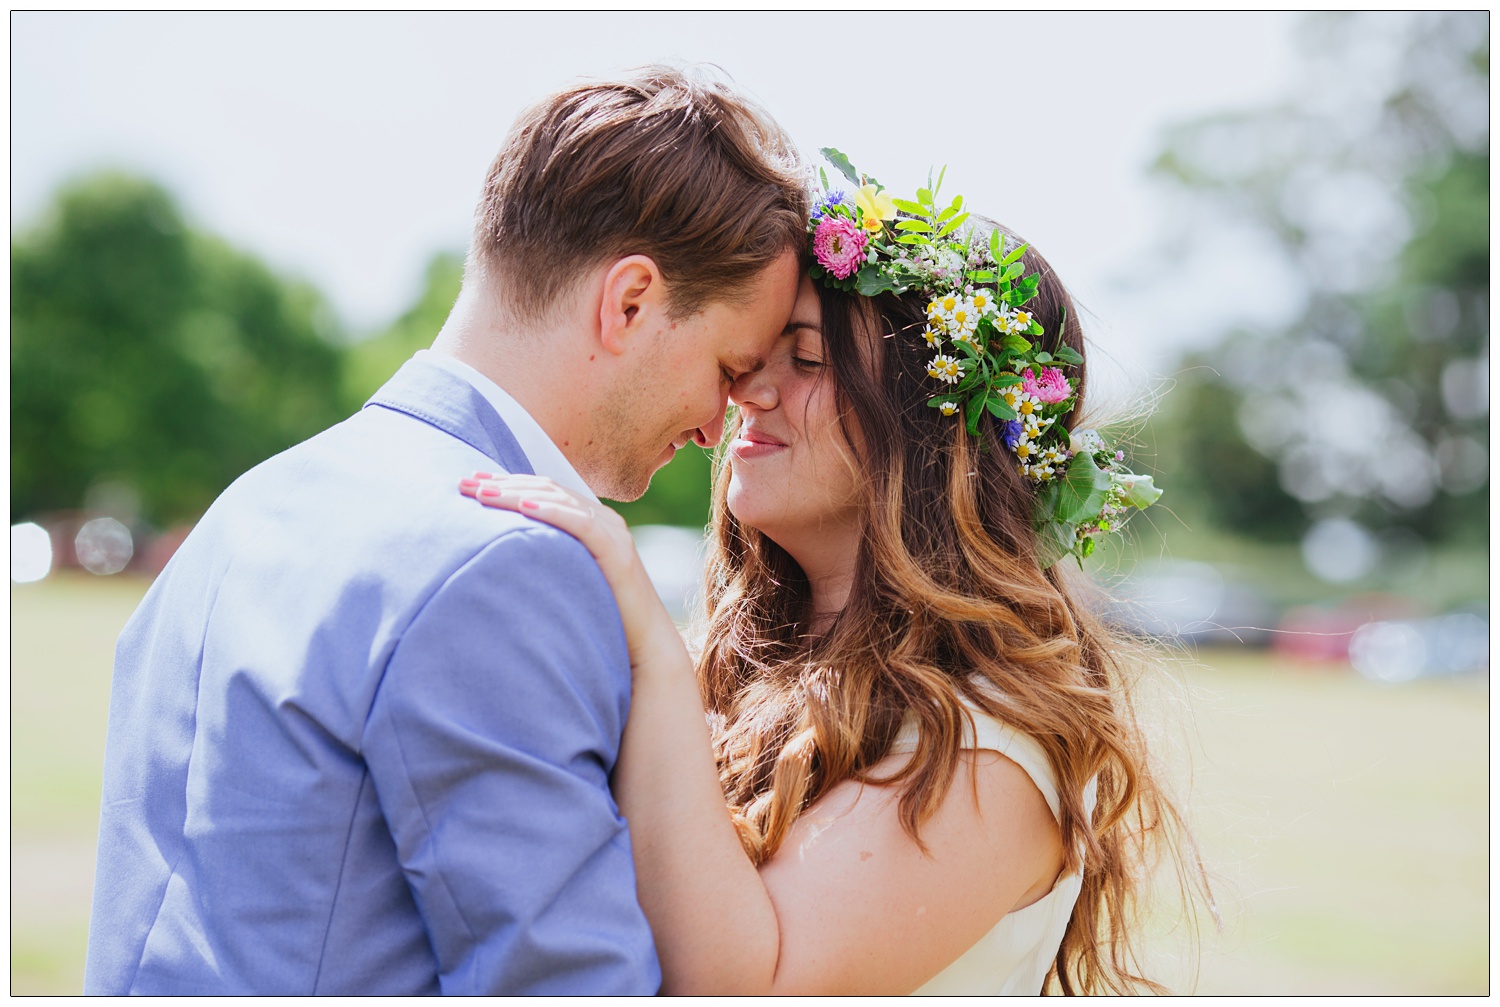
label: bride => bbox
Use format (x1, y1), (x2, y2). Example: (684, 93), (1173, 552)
(462, 160), (1208, 995)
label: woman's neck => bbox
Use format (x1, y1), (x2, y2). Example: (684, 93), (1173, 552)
(776, 527), (861, 633)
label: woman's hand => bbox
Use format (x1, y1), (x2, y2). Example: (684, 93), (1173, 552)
(459, 472), (686, 678)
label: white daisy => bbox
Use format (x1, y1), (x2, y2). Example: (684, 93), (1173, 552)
(927, 354), (964, 384)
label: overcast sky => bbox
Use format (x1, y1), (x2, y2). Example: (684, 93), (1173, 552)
(13, 11), (1303, 403)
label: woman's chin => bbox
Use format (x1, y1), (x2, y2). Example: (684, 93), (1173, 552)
(726, 486), (782, 543)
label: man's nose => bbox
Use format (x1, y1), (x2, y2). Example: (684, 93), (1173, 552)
(693, 404), (728, 449)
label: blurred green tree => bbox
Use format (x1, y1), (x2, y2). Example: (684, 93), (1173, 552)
(1151, 12), (1487, 545)
(12, 173), (346, 526)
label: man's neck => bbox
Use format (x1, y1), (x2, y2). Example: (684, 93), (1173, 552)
(429, 283), (587, 461)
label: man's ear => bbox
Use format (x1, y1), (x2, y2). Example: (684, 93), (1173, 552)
(598, 255), (667, 357)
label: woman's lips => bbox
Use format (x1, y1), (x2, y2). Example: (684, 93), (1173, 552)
(730, 429), (786, 460)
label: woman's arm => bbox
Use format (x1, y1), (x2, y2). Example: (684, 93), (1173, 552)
(462, 473), (1064, 994)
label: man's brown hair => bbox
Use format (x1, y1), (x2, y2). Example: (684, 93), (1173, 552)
(470, 64), (809, 323)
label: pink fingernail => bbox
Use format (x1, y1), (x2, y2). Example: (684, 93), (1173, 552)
(459, 478), (479, 488)
(479, 487), (501, 498)
(473, 471), (495, 480)
(520, 499), (540, 510)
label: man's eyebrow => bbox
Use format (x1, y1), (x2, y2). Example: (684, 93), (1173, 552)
(726, 350), (766, 373)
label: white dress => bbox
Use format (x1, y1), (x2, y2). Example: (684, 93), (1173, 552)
(886, 698), (1096, 996)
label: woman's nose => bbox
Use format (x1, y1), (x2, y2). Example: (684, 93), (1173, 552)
(729, 368), (778, 411)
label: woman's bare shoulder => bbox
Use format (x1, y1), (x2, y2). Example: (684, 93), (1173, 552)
(754, 745), (1063, 994)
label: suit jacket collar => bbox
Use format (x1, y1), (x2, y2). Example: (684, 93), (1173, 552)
(363, 357), (535, 476)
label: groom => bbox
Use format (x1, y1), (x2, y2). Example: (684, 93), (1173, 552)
(84, 66), (806, 995)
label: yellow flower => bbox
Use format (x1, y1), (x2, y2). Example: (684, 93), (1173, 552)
(971, 289), (994, 312)
(1014, 311), (1031, 328)
(939, 401), (959, 416)
(854, 184), (897, 234)
(1016, 442), (1034, 460)
(923, 326), (943, 346)
(939, 293), (959, 313)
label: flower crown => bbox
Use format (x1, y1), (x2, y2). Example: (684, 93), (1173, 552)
(806, 149), (1161, 568)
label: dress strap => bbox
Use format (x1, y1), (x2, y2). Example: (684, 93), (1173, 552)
(889, 699), (1063, 823)
(959, 708), (1063, 823)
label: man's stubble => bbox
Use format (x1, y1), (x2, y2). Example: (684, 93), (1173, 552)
(574, 335), (681, 503)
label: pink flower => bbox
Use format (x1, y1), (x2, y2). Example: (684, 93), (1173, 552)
(1023, 366), (1072, 404)
(812, 216), (868, 280)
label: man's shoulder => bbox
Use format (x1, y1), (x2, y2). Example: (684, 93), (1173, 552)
(173, 405), (545, 609)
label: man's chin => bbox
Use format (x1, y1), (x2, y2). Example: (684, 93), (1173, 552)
(593, 455), (664, 504)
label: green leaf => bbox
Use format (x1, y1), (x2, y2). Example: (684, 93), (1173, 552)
(1036, 527), (1075, 570)
(949, 194), (963, 213)
(1034, 351), (1053, 364)
(1010, 284), (1039, 308)
(855, 265), (902, 297)
(1113, 473), (1163, 510)
(935, 212), (971, 239)
(808, 264), (825, 279)
(992, 372), (1023, 387)
(1034, 481), (1061, 524)
(916, 187), (933, 207)
(989, 229), (1002, 262)
(1028, 320), (1045, 336)
(927, 395), (957, 409)
(891, 197), (927, 216)
(896, 234), (929, 246)
(1002, 261), (1025, 282)
(1054, 346), (1084, 366)
(1000, 241), (1028, 266)
(969, 269), (996, 282)
(937, 205), (957, 223)
(1052, 452), (1114, 527)
(965, 392), (986, 430)
(895, 219), (933, 233)
(820, 147), (871, 188)
(1002, 333), (1033, 354)
(985, 397), (1017, 420)
(819, 167), (829, 190)
(935, 165), (947, 197)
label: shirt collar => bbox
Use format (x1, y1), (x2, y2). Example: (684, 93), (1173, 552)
(413, 349), (599, 503)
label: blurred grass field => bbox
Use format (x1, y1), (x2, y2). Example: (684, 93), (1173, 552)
(11, 572), (1488, 995)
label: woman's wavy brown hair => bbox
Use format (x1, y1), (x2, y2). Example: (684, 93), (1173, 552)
(695, 228), (1213, 994)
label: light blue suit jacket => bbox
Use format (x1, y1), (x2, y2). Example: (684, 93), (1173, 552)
(84, 359), (662, 995)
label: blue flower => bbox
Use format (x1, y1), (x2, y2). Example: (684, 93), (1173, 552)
(1001, 420), (1024, 450)
(810, 189), (847, 220)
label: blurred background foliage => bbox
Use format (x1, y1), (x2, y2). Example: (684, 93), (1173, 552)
(13, 173), (346, 527)
(1149, 13), (1487, 558)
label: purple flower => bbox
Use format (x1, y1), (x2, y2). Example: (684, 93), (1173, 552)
(809, 190), (847, 221)
(1001, 420), (1024, 450)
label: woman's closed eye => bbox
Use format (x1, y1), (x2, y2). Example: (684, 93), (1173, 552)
(793, 356), (825, 371)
